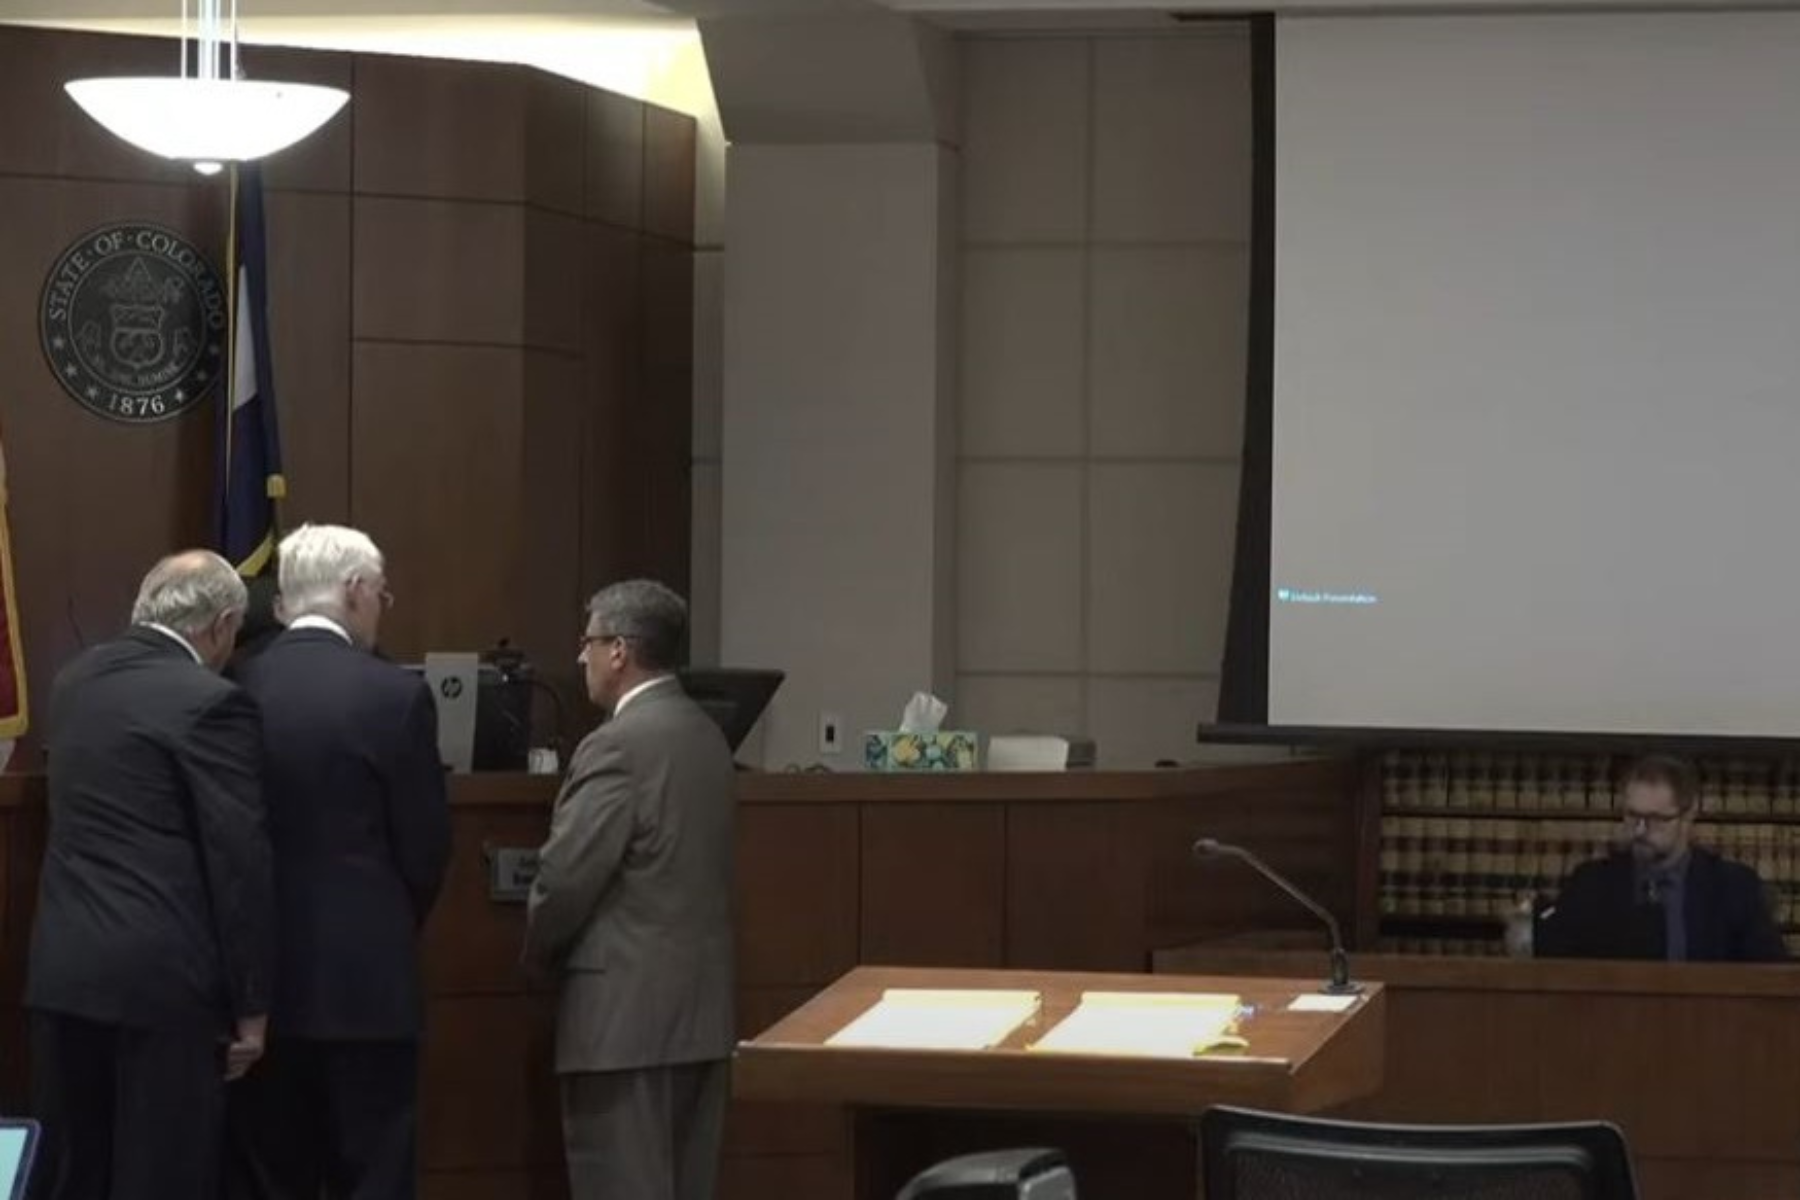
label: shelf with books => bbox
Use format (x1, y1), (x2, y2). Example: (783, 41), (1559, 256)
(1373, 748), (1800, 951)
(1382, 806), (1795, 823)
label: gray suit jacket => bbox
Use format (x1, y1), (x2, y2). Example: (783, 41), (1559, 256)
(524, 680), (737, 1074)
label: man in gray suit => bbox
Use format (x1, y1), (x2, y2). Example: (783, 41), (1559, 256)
(524, 580), (736, 1200)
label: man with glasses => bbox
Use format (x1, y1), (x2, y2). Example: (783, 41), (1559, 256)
(1536, 754), (1784, 962)
(525, 580), (735, 1200)
(226, 524), (450, 1200)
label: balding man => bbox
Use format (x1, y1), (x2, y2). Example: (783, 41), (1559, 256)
(26, 550), (274, 1200)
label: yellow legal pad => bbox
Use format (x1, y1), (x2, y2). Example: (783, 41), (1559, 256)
(825, 989), (1042, 1051)
(1029, 991), (1247, 1058)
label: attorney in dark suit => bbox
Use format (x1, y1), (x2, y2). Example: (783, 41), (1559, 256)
(227, 524), (451, 1200)
(525, 580), (736, 1200)
(1536, 754), (1786, 962)
(27, 550), (273, 1200)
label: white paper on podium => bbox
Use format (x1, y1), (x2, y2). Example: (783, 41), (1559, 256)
(825, 989), (1041, 1051)
(1030, 991), (1244, 1058)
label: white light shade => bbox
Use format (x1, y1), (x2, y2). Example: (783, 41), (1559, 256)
(63, 77), (348, 164)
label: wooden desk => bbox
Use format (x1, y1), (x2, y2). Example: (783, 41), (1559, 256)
(738, 965), (1384, 1116)
(738, 964), (1384, 1199)
(1155, 946), (1800, 1200)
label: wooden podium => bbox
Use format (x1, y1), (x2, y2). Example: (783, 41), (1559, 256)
(736, 965), (1386, 1199)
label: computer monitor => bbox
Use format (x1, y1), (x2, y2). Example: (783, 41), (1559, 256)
(0, 1120), (40, 1200)
(679, 668), (784, 753)
(400, 662), (532, 772)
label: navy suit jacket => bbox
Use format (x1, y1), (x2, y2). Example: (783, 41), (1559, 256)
(27, 627), (273, 1030)
(1537, 846), (1786, 963)
(235, 627), (451, 1039)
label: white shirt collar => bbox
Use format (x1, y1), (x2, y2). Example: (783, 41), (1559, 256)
(288, 614), (353, 644)
(141, 623), (203, 665)
(613, 674), (676, 717)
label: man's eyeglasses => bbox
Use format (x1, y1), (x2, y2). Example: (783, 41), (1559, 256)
(1620, 810), (1685, 832)
(351, 577), (394, 610)
(579, 633), (623, 652)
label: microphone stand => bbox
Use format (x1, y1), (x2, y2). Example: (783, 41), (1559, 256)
(1192, 837), (1361, 995)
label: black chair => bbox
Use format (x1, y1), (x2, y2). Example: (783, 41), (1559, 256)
(1201, 1105), (1639, 1200)
(896, 1148), (1076, 1200)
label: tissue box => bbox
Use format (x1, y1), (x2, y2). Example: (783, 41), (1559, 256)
(863, 730), (979, 772)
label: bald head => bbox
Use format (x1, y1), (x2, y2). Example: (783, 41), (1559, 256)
(131, 550), (248, 670)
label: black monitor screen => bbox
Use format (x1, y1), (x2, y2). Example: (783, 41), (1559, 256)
(679, 668), (784, 753)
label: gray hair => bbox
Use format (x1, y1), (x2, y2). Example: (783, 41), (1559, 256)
(130, 551), (248, 635)
(587, 580), (687, 671)
(278, 524), (383, 619)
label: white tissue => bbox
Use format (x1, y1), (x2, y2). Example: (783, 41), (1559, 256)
(898, 691), (948, 734)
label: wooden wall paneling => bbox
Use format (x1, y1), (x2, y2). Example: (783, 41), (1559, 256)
(1339, 989), (1536, 1124)
(518, 351), (587, 727)
(1662, 995), (1800, 1162)
(0, 27), (80, 177)
(349, 343), (522, 662)
(585, 91), (645, 231)
(524, 73), (586, 220)
(352, 197), (527, 346)
(736, 803), (859, 988)
(718, 1153), (852, 1200)
(860, 804), (1005, 968)
(579, 225), (644, 594)
(643, 105), (697, 245)
(1526, 992), (1800, 1161)
(420, 994), (563, 1172)
(352, 54), (527, 203)
(1143, 781), (1358, 949)
(262, 190), (352, 527)
(1635, 1161), (1800, 1200)
(1004, 801), (1150, 972)
(629, 236), (694, 589)
(421, 805), (548, 996)
(525, 211), (587, 358)
(421, 1170), (568, 1200)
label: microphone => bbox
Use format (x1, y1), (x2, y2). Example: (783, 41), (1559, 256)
(1193, 837), (1360, 995)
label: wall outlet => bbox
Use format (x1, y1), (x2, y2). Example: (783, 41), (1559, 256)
(819, 711), (843, 756)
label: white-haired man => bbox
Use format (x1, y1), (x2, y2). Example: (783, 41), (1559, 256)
(27, 550), (274, 1200)
(227, 524), (450, 1200)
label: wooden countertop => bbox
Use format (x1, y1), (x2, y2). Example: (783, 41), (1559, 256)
(0, 756), (1355, 811)
(1154, 945), (1800, 999)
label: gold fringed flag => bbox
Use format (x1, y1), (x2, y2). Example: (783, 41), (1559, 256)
(0, 431), (27, 737)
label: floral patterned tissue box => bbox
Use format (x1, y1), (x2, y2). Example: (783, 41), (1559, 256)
(863, 730), (979, 772)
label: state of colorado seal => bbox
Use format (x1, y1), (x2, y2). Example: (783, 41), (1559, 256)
(39, 223), (228, 425)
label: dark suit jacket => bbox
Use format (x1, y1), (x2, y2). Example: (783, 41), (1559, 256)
(26, 626), (273, 1031)
(1537, 846), (1786, 963)
(235, 626), (451, 1040)
(524, 681), (737, 1074)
